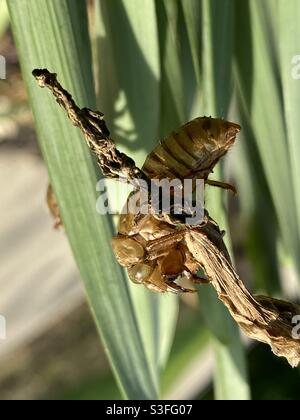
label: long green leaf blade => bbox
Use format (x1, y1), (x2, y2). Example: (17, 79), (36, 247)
(184, 0), (250, 400)
(94, 0), (179, 389)
(279, 0), (300, 283)
(181, 0), (202, 87)
(0, 0), (9, 37)
(235, 0), (300, 278)
(8, 0), (157, 399)
(156, 0), (186, 134)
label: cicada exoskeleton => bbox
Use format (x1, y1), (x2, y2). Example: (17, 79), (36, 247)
(37, 69), (300, 366)
(112, 117), (240, 293)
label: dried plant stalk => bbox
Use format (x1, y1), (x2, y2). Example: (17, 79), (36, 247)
(32, 69), (300, 367)
(32, 69), (149, 188)
(185, 221), (300, 367)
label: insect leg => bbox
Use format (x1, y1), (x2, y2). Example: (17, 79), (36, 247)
(205, 179), (237, 195)
(165, 279), (196, 294)
(189, 276), (210, 285)
(145, 231), (185, 256)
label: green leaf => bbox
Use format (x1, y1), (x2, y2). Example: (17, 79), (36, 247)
(279, 0), (300, 282)
(95, 0), (160, 163)
(162, 319), (210, 398)
(201, 0), (234, 117)
(235, 0), (300, 278)
(8, 0), (158, 400)
(184, 0), (250, 400)
(233, 117), (281, 294)
(155, 0), (186, 134)
(94, 0), (179, 389)
(0, 1), (9, 37)
(180, 0), (202, 87)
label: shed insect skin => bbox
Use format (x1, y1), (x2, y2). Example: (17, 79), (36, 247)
(33, 69), (240, 293)
(33, 69), (300, 365)
(44, 111), (240, 293)
(142, 116), (240, 194)
(112, 117), (240, 293)
(44, 110), (240, 293)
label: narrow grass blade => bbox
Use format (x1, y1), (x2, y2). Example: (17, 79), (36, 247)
(8, 0), (158, 399)
(234, 0), (300, 278)
(184, 0), (250, 400)
(95, 0), (160, 162)
(155, 0), (186, 134)
(0, 1), (9, 37)
(180, 0), (202, 87)
(94, 0), (179, 387)
(278, 0), (300, 283)
(162, 321), (211, 398)
(233, 115), (281, 294)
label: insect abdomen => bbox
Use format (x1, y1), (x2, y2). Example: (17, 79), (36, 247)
(142, 117), (240, 180)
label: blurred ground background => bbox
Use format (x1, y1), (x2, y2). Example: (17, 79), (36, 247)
(0, 12), (300, 401)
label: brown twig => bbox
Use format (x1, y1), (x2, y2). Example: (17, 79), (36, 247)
(32, 69), (149, 188)
(33, 69), (300, 367)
